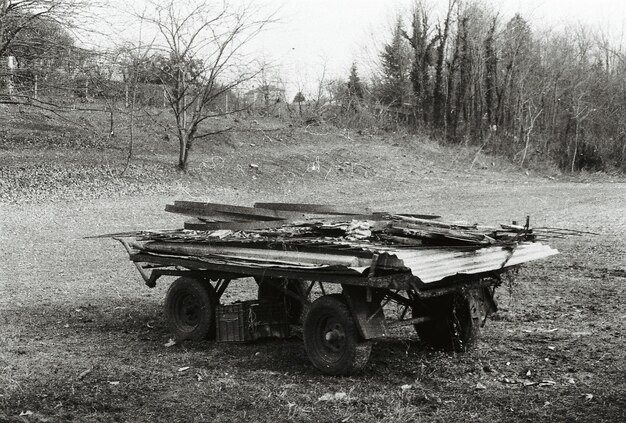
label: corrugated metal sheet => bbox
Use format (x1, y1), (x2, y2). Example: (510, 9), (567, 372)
(131, 234), (558, 284)
(387, 242), (558, 283)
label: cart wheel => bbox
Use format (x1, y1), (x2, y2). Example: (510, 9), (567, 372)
(257, 278), (308, 324)
(413, 291), (480, 352)
(164, 277), (217, 341)
(303, 294), (371, 376)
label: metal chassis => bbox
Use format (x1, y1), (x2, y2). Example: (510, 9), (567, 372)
(117, 238), (503, 341)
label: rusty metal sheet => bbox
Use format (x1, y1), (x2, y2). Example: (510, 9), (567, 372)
(131, 238), (557, 285)
(142, 241), (373, 268)
(388, 242), (558, 283)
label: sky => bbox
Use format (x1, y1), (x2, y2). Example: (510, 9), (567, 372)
(243, 0), (626, 98)
(103, 0), (626, 99)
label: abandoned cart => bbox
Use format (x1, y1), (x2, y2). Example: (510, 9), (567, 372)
(112, 201), (558, 375)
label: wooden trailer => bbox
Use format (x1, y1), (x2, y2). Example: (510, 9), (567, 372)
(112, 202), (558, 375)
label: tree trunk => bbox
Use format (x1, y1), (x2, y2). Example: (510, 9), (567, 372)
(432, 0), (455, 129)
(178, 137), (188, 171)
(484, 19), (497, 127)
(178, 133), (189, 171)
(571, 118), (580, 172)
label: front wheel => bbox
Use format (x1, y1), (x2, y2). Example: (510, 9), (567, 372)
(303, 294), (371, 376)
(164, 277), (217, 341)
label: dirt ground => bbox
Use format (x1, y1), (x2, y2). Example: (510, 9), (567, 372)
(1, 110), (625, 421)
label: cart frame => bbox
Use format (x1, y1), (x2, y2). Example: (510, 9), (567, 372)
(117, 237), (502, 375)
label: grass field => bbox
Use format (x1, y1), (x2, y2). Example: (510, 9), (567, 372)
(1, 107), (625, 422)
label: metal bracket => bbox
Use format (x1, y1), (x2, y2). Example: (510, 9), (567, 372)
(342, 285), (386, 339)
(115, 237), (159, 287)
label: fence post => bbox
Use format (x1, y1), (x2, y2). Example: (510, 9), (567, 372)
(7, 55), (16, 96)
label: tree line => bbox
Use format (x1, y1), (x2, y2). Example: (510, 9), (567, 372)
(354, 1), (626, 172)
(2, 0), (626, 173)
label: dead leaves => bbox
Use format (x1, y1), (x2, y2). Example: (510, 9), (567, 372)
(77, 368), (92, 380)
(318, 392), (348, 402)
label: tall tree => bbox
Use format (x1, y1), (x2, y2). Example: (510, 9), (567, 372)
(379, 17), (412, 107)
(483, 17), (497, 127)
(404, 4), (436, 123)
(432, 0), (456, 128)
(346, 62), (364, 99)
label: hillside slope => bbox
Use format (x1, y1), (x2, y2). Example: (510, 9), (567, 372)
(1, 105), (596, 206)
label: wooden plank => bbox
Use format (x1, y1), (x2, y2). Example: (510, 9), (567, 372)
(170, 201), (385, 224)
(390, 214), (477, 229)
(377, 234), (423, 246)
(254, 202), (369, 215)
(394, 226), (492, 245)
(172, 201), (304, 220)
(166, 204), (286, 221)
(392, 213), (441, 220)
(183, 219), (290, 231)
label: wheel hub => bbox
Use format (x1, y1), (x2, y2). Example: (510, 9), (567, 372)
(322, 323), (345, 352)
(179, 295), (200, 326)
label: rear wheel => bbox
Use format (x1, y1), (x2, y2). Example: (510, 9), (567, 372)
(303, 294), (371, 376)
(164, 277), (217, 341)
(413, 290), (484, 352)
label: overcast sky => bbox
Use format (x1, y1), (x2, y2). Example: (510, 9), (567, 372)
(104, 0), (626, 98)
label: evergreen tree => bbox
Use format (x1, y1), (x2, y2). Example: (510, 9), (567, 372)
(347, 62), (364, 99)
(293, 91), (305, 103)
(406, 6), (435, 122)
(293, 91), (305, 115)
(380, 18), (412, 107)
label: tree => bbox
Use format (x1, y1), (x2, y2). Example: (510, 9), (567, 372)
(379, 17), (412, 107)
(432, 0), (456, 128)
(293, 91), (304, 115)
(346, 62), (364, 99)
(139, 0), (276, 170)
(404, 3), (436, 123)
(1, 0), (86, 99)
(1, 1), (82, 56)
(484, 17), (497, 127)
(293, 91), (305, 103)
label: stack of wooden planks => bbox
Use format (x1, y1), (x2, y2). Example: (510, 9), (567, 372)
(155, 201), (535, 247)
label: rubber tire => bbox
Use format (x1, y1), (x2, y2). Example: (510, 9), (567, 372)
(257, 278), (308, 324)
(303, 294), (371, 376)
(164, 277), (216, 341)
(413, 291), (480, 352)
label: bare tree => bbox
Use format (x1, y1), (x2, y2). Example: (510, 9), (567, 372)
(0, 0), (85, 56)
(139, 0), (276, 171)
(432, 0), (456, 129)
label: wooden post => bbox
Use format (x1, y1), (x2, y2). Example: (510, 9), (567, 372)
(7, 55), (15, 96)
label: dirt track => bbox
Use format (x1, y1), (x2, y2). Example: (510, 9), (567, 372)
(1, 180), (625, 422)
